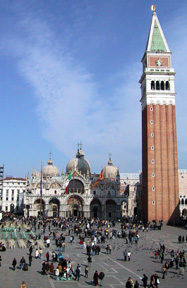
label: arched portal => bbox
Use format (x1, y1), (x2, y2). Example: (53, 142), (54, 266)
(25, 205), (30, 218)
(34, 199), (45, 218)
(49, 198), (60, 218)
(90, 199), (102, 219)
(105, 200), (117, 220)
(121, 200), (128, 218)
(134, 207), (138, 216)
(182, 209), (187, 217)
(67, 195), (84, 218)
(10, 203), (14, 213)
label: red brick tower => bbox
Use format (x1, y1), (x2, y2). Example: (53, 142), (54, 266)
(139, 6), (179, 224)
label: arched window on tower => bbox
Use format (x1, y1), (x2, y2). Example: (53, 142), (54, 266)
(156, 81), (160, 90)
(185, 199), (187, 205)
(161, 81), (165, 90)
(181, 198), (184, 205)
(166, 81), (170, 90)
(151, 81), (155, 90)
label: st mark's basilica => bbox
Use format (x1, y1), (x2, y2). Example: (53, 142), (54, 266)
(24, 146), (137, 220)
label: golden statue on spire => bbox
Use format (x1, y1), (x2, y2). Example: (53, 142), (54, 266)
(151, 5), (156, 12)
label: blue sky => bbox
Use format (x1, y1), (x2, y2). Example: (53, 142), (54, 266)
(0, 0), (187, 177)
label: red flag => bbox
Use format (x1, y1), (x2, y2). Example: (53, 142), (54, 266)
(92, 169), (104, 189)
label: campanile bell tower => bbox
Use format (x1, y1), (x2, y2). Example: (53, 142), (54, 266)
(139, 6), (179, 224)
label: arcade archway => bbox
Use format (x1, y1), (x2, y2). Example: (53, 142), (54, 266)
(67, 195), (84, 218)
(90, 199), (102, 218)
(49, 198), (60, 218)
(34, 199), (45, 217)
(105, 199), (117, 220)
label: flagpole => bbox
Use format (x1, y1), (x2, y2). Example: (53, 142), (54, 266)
(73, 165), (74, 218)
(104, 177), (106, 220)
(40, 161), (43, 219)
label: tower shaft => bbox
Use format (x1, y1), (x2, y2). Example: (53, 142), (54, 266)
(140, 9), (179, 224)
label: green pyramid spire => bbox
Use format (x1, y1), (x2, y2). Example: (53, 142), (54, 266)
(146, 12), (170, 53)
(150, 20), (167, 51)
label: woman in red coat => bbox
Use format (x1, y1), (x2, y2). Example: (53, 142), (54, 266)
(93, 270), (99, 286)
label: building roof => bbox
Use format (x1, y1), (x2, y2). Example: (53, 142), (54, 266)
(66, 148), (91, 175)
(42, 156), (59, 178)
(146, 11), (170, 53)
(2, 177), (26, 181)
(103, 155), (119, 179)
(120, 173), (139, 179)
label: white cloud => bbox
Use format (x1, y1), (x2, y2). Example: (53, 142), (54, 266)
(1, 8), (141, 173)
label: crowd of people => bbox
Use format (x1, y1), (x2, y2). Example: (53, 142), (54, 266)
(0, 215), (186, 287)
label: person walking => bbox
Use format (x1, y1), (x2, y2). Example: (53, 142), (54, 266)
(42, 261), (46, 274)
(124, 250), (127, 261)
(99, 271), (105, 286)
(39, 247), (43, 259)
(160, 252), (164, 263)
(35, 248), (39, 259)
(20, 281), (27, 288)
(85, 265), (88, 278)
(87, 255), (92, 267)
(127, 250), (131, 261)
(141, 274), (148, 288)
(50, 262), (54, 274)
(134, 280), (139, 288)
(75, 264), (81, 281)
(46, 251), (49, 262)
(29, 254), (32, 266)
(12, 258), (17, 271)
(62, 242), (66, 252)
(55, 266), (59, 281)
(20, 257), (26, 270)
(29, 245), (33, 256)
(46, 262), (50, 275)
(126, 277), (133, 288)
(162, 265), (166, 279)
(93, 270), (99, 286)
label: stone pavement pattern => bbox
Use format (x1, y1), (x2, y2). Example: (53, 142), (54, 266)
(0, 223), (187, 288)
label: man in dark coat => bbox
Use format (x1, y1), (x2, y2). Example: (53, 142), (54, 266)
(75, 265), (81, 281)
(126, 279), (132, 288)
(29, 254), (32, 266)
(42, 261), (46, 274)
(141, 274), (148, 288)
(99, 271), (105, 286)
(12, 258), (17, 271)
(29, 245), (33, 256)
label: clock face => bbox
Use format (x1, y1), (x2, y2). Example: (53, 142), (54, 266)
(147, 56), (170, 68)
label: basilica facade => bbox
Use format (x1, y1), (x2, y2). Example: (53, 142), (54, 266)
(24, 148), (134, 220)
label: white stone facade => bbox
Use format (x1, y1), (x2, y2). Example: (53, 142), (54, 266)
(0, 177), (26, 213)
(179, 169), (187, 218)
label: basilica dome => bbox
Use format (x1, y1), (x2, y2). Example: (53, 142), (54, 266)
(66, 148), (91, 175)
(42, 157), (59, 178)
(103, 155), (119, 179)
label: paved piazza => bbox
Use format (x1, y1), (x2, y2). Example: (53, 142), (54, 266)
(0, 221), (187, 288)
